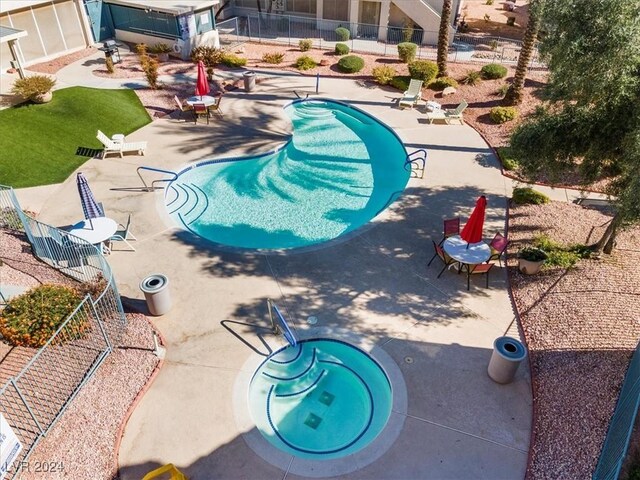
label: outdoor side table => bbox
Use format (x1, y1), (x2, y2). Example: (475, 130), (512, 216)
(442, 235), (491, 265)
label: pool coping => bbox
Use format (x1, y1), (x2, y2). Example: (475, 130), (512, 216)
(232, 328), (408, 477)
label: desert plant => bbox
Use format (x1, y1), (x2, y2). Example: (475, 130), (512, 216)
(460, 70), (481, 85)
(142, 57), (159, 89)
(190, 45), (223, 66)
(497, 147), (518, 170)
(295, 55), (317, 70)
(397, 42), (418, 63)
(372, 65), (397, 85)
(0, 284), (85, 348)
(11, 75), (56, 100)
(221, 53), (247, 67)
(495, 84), (510, 97)
(337, 55), (365, 73)
(485, 0), (494, 4)
(299, 39), (313, 52)
(135, 43), (148, 56)
(436, 0), (453, 77)
(390, 75), (411, 91)
(484, 13), (491, 22)
(335, 27), (350, 41)
(335, 43), (350, 55)
(408, 60), (438, 83)
(481, 63), (508, 79)
(490, 106), (518, 123)
(149, 43), (172, 54)
(105, 56), (115, 74)
(507, 16), (516, 26)
(533, 234), (591, 268)
(512, 187), (550, 205)
(517, 247), (548, 262)
(489, 39), (499, 51)
(262, 52), (285, 64)
(429, 76), (458, 90)
(402, 19), (415, 42)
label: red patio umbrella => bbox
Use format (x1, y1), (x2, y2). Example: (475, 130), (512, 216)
(195, 60), (210, 99)
(460, 195), (487, 245)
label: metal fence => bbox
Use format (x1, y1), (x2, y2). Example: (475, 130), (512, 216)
(217, 13), (542, 67)
(0, 185), (126, 478)
(593, 343), (640, 480)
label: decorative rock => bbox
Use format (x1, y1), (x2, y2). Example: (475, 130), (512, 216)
(442, 86), (457, 96)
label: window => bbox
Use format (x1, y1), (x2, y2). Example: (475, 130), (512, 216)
(323, 0), (348, 21)
(109, 5), (179, 39)
(288, 0), (316, 14)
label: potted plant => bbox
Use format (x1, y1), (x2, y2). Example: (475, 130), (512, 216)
(11, 74), (56, 103)
(149, 43), (172, 62)
(517, 247), (548, 275)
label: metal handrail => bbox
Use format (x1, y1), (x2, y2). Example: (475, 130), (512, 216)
(267, 298), (297, 347)
(404, 149), (427, 172)
(137, 166), (178, 192)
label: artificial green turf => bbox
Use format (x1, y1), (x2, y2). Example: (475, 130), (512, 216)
(0, 87), (151, 188)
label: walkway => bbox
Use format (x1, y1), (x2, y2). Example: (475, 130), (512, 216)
(26, 57), (532, 478)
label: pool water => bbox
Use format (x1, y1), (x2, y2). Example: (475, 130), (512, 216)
(165, 100), (408, 249)
(248, 339), (392, 459)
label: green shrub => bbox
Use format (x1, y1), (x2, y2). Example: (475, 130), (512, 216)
(533, 234), (591, 268)
(221, 53), (247, 67)
(481, 63), (508, 79)
(335, 27), (350, 41)
(11, 75), (56, 99)
(299, 38), (313, 51)
(337, 55), (365, 73)
(517, 247), (548, 262)
(295, 55), (317, 70)
(485, 0), (494, 4)
(429, 76), (458, 91)
(190, 45), (223, 66)
(372, 65), (397, 85)
(149, 43), (172, 54)
(390, 75), (411, 91)
(142, 57), (159, 89)
(262, 52), (285, 64)
(0, 284), (85, 348)
(408, 60), (438, 83)
(497, 147), (519, 171)
(397, 42), (418, 63)
(335, 43), (350, 55)
(460, 70), (481, 85)
(512, 187), (550, 205)
(495, 84), (510, 97)
(490, 106), (518, 124)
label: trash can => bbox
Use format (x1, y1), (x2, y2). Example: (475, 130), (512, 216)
(488, 336), (527, 384)
(243, 71), (256, 92)
(140, 274), (171, 316)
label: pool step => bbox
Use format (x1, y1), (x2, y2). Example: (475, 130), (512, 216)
(263, 347), (329, 397)
(167, 182), (209, 225)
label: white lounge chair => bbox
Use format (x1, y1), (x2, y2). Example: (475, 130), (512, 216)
(96, 130), (147, 158)
(425, 100), (468, 124)
(398, 79), (423, 109)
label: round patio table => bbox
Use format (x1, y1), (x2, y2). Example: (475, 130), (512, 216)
(186, 95), (219, 107)
(442, 235), (491, 265)
(67, 217), (117, 253)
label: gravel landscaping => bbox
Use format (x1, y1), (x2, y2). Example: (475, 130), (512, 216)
(0, 229), (161, 480)
(507, 202), (640, 479)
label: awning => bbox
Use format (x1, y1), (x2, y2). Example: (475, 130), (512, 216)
(0, 25), (27, 44)
(104, 0), (219, 16)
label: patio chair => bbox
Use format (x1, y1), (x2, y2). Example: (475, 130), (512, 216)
(192, 103), (210, 124)
(462, 263), (494, 290)
(427, 240), (460, 278)
(208, 93), (224, 118)
(96, 130), (147, 158)
(439, 217), (461, 245)
(174, 95), (192, 120)
(398, 79), (423, 109)
(424, 100), (468, 124)
(108, 214), (137, 252)
(488, 232), (508, 266)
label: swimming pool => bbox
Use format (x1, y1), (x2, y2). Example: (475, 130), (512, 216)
(248, 339), (392, 460)
(165, 99), (409, 250)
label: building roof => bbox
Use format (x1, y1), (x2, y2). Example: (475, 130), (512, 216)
(105, 0), (219, 16)
(0, 25), (27, 44)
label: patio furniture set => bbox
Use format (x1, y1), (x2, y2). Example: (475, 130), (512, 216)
(174, 94), (224, 124)
(398, 79), (468, 124)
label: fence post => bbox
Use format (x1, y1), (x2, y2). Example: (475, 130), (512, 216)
(235, 17), (239, 44)
(11, 379), (45, 435)
(288, 15), (291, 46)
(258, 16), (261, 43)
(247, 16), (252, 40)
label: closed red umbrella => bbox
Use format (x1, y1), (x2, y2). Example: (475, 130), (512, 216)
(460, 195), (487, 245)
(195, 60), (210, 99)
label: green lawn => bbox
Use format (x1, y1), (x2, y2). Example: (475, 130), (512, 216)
(0, 87), (151, 188)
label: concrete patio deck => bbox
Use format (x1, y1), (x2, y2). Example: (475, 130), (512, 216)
(31, 67), (532, 479)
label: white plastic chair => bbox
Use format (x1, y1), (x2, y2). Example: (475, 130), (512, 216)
(399, 79), (423, 109)
(96, 130), (147, 158)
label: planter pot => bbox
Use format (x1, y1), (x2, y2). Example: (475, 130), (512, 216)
(518, 258), (545, 275)
(32, 91), (52, 104)
(157, 53), (169, 62)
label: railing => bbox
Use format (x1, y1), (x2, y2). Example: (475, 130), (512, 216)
(267, 299), (297, 347)
(405, 149), (428, 178)
(593, 341), (640, 480)
(220, 12), (542, 67)
(137, 166), (178, 192)
(0, 185), (126, 478)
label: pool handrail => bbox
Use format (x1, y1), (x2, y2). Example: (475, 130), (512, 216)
(137, 166), (178, 192)
(405, 149), (427, 177)
(267, 298), (297, 347)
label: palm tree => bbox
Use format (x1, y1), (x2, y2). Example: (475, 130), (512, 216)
(503, 0), (544, 105)
(436, 0), (453, 77)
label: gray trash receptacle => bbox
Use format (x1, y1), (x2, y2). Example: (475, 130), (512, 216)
(243, 71), (256, 92)
(488, 336), (527, 384)
(140, 274), (171, 316)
